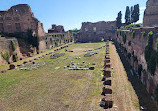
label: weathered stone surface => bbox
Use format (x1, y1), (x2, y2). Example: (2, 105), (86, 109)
(50, 53), (65, 59)
(0, 4), (46, 53)
(84, 52), (98, 57)
(76, 21), (116, 42)
(143, 0), (158, 27)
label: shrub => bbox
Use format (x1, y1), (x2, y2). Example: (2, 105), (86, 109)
(142, 32), (146, 37)
(147, 50), (156, 75)
(138, 64), (143, 77)
(50, 38), (53, 43)
(128, 41), (131, 46)
(1, 51), (10, 62)
(10, 40), (16, 51)
(147, 31), (153, 46)
(132, 31), (135, 39)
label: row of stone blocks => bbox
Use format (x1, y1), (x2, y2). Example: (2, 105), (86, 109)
(100, 42), (113, 109)
(1, 43), (73, 73)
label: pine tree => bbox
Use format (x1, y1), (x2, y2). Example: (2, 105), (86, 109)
(125, 6), (131, 25)
(116, 11), (122, 28)
(131, 6), (134, 24)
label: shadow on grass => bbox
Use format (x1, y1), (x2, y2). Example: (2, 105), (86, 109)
(113, 41), (158, 111)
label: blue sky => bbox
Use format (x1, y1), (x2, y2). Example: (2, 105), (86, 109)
(0, 0), (147, 32)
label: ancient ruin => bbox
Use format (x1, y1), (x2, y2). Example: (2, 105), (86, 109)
(46, 24), (73, 49)
(143, 0), (158, 27)
(0, 4), (46, 52)
(76, 21), (116, 42)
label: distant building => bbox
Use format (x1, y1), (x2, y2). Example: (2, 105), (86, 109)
(48, 24), (65, 33)
(77, 21), (116, 42)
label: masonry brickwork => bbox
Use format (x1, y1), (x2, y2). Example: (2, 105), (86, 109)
(77, 21), (116, 42)
(143, 0), (158, 27)
(0, 37), (22, 66)
(0, 4), (46, 52)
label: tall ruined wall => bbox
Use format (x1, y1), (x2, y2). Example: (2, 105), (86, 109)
(143, 0), (158, 27)
(0, 4), (46, 52)
(115, 29), (158, 94)
(78, 21), (116, 42)
(0, 37), (22, 66)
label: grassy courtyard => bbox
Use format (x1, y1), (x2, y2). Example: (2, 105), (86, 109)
(0, 43), (105, 111)
(1, 42), (157, 111)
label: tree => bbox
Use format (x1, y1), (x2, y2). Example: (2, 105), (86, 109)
(131, 4), (140, 23)
(125, 6), (131, 25)
(116, 11), (122, 28)
(134, 4), (140, 23)
(130, 6), (134, 23)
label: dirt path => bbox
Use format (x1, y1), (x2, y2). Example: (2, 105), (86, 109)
(110, 42), (139, 111)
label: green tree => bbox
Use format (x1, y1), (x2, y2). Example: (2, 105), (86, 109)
(1, 52), (10, 63)
(116, 11), (122, 28)
(131, 4), (140, 23)
(10, 40), (16, 51)
(125, 6), (131, 25)
(130, 6), (134, 23)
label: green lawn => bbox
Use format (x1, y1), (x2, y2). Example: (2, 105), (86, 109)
(0, 42), (105, 111)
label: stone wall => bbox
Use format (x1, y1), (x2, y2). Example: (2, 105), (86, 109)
(48, 24), (65, 33)
(0, 4), (46, 53)
(143, 0), (158, 27)
(115, 29), (158, 94)
(45, 30), (73, 49)
(77, 21), (116, 42)
(0, 37), (22, 66)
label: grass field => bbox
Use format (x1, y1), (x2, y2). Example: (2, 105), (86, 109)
(0, 42), (157, 111)
(0, 42), (105, 111)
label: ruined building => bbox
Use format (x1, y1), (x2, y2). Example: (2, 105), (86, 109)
(77, 21), (116, 42)
(115, 0), (158, 98)
(143, 0), (158, 27)
(46, 24), (73, 49)
(0, 4), (46, 53)
(48, 24), (65, 33)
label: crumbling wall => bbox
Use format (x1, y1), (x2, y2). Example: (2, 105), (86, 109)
(0, 4), (46, 53)
(115, 29), (158, 94)
(78, 21), (116, 42)
(143, 0), (158, 27)
(0, 37), (22, 66)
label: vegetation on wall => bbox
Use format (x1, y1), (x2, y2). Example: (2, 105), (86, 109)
(132, 31), (135, 39)
(10, 40), (16, 52)
(1, 51), (10, 63)
(144, 31), (156, 75)
(142, 32), (146, 38)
